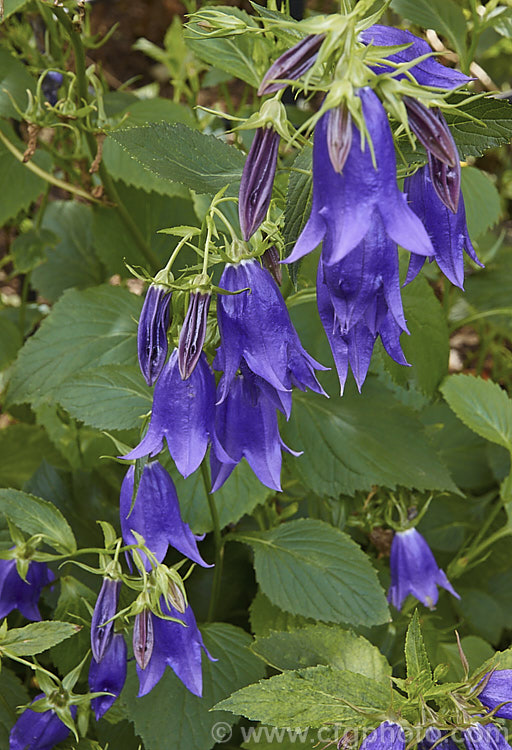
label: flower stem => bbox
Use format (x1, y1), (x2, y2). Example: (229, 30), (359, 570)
(201, 462), (224, 622)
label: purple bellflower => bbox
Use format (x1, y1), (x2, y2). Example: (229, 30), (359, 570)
(9, 696), (76, 750)
(133, 608), (154, 670)
(463, 724), (512, 750)
(258, 34), (324, 96)
(137, 284), (171, 387)
(123, 349), (215, 478)
(210, 366), (301, 492)
(360, 722), (405, 750)
(89, 632), (127, 721)
(477, 670), (512, 719)
(388, 527), (459, 611)
(317, 214), (409, 392)
(215, 258), (326, 416)
(0, 558), (53, 621)
(178, 290), (211, 380)
(419, 728), (459, 750)
(41, 71), (63, 106)
(286, 88), (434, 266)
(404, 165), (482, 289)
(239, 126), (280, 241)
(90, 577), (121, 663)
(120, 463), (211, 570)
(359, 25), (471, 90)
(403, 98), (459, 168)
(136, 599), (214, 698)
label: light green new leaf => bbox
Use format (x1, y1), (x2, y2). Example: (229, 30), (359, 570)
(0, 621), (78, 656)
(233, 519), (389, 627)
(0, 489), (76, 553)
(405, 611), (433, 698)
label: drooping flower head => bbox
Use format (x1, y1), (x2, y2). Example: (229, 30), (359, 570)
(136, 599), (214, 698)
(178, 289), (211, 380)
(419, 728), (459, 750)
(317, 214), (409, 392)
(239, 126), (280, 241)
(387, 527), (459, 611)
(210, 365), (301, 492)
(463, 723), (512, 750)
(9, 696), (76, 750)
(137, 284), (172, 387)
(89, 633), (127, 721)
(286, 87), (434, 266)
(123, 349), (215, 478)
(360, 721), (405, 750)
(215, 258), (327, 416)
(0, 558), (53, 621)
(404, 165), (482, 289)
(477, 670), (512, 719)
(120, 463), (211, 571)
(90, 577), (121, 663)
(258, 34), (325, 96)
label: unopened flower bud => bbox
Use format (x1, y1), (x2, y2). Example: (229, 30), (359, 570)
(137, 284), (172, 386)
(326, 105), (352, 173)
(91, 578), (121, 663)
(133, 609), (154, 670)
(258, 34), (325, 96)
(42, 71), (63, 106)
(167, 579), (187, 614)
(239, 127), (280, 241)
(178, 291), (211, 380)
(261, 246), (282, 286)
(404, 98), (458, 166)
(428, 150), (461, 214)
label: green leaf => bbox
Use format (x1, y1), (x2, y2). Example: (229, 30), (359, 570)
(405, 611), (432, 698)
(461, 167), (502, 240)
(108, 123), (245, 195)
(454, 588), (504, 645)
(31, 202), (106, 301)
(494, 8), (512, 38)
(215, 666), (397, 728)
(0, 423), (66, 488)
(252, 624), (391, 681)
(0, 488), (76, 553)
(50, 577), (97, 674)
(0, 668), (29, 748)
(433, 636), (494, 682)
(445, 95), (512, 160)
(11, 228), (58, 274)
(233, 519), (389, 627)
(283, 380), (458, 497)
(0, 621), (78, 656)
(57, 365), (152, 431)
(123, 623), (265, 750)
(284, 147), (312, 254)
(390, 0), (467, 58)
(0, 48), (35, 118)
(0, 316), (22, 370)
(464, 245), (512, 330)
(250, 592), (313, 637)
(7, 285), (142, 407)
(383, 276), (449, 397)
(441, 374), (512, 451)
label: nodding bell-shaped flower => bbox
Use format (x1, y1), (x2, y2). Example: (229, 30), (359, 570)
(428, 148), (461, 214)
(215, 258), (327, 416)
(136, 599), (214, 698)
(89, 633), (127, 721)
(360, 722), (405, 750)
(477, 670), (512, 719)
(387, 527), (459, 611)
(359, 25), (471, 90)
(238, 126), (280, 241)
(0, 557), (53, 621)
(403, 98), (459, 167)
(419, 728), (459, 750)
(463, 724), (512, 750)
(326, 105), (352, 174)
(41, 71), (63, 106)
(404, 165), (482, 289)
(258, 33), (325, 96)
(285, 88), (434, 267)
(120, 463), (211, 571)
(9, 696), (77, 750)
(210, 366), (301, 492)
(178, 287), (211, 380)
(90, 577), (121, 663)
(122, 349), (215, 478)
(137, 284), (171, 387)
(133, 608), (154, 671)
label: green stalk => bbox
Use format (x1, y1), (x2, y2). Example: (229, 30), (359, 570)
(202, 462), (224, 622)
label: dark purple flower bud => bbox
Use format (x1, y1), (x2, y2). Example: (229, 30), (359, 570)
(89, 633), (127, 721)
(122, 349), (215, 478)
(387, 528), (459, 611)
(178, 291), (211, 380)
(0, 558), (53, 621)
(137, 284), (171, 387)
(326, 105), (352, 174)
(404, 165), (482, 289)
(90, 577), (121, 663)
(239, 127), (280, 241)
(136, 599), (214, 698)
(258, 34), (325, 96)
(360, 722), (405, 750)
(403, 98), (458, 166)
(210, 366), (301, 492)
(41, 71), (63, 106)
(120, 462), (211, 571)
(477, 670), (512, 719)
(261, 246), (282, 286)
(9, 695), (76, 750)
(428, 150), (461, 213)
(133, 609), (154, 671)
(359, 25), (471, 89)
(419, 728), (458, 750)
(463, 724), (512, 750)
